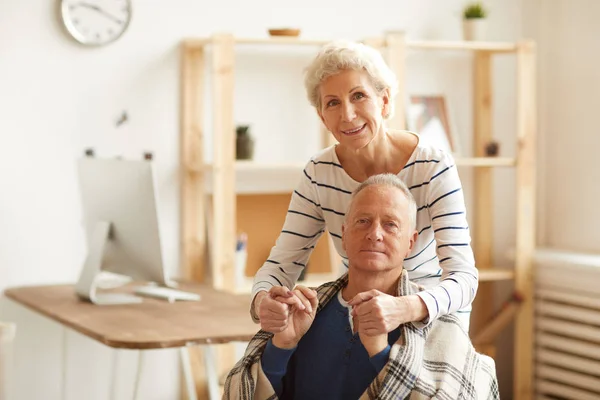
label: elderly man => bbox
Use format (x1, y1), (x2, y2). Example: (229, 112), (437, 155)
(224, 174), (498, 400)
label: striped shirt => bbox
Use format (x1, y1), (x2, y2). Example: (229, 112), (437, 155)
(252, 133), (478, 327)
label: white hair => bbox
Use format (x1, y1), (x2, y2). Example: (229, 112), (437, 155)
(303, 40), (399, 119)
(349, 173), (417, 232)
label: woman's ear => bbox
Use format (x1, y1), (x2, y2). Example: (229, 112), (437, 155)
(380, 88), (391, 118)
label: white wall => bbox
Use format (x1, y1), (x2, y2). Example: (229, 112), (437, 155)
(533, 0), (600, 253)
(0, 1), (523, 398)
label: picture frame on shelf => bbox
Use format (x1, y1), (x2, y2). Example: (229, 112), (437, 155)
(406, 95), (461, 156)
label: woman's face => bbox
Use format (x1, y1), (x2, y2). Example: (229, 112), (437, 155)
(318, 69), (390, 150)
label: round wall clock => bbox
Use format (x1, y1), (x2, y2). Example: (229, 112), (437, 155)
(60, 0), (132, 46)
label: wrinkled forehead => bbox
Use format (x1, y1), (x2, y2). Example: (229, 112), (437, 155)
(319, 69), (376, 96)
(347, 185), (409, 219)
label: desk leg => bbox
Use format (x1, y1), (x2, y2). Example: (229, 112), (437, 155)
(61, 328), (68, 400)
(109, 350), (119, 400)
(132, 351), (144, 400)
(203, 346), (219, 400)
(179, 347), (198, 400)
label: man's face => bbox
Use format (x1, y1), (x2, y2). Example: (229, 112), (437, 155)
(342, 185), (417, 272)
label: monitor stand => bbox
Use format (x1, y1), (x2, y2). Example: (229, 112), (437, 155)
(75, 221), (142, 305)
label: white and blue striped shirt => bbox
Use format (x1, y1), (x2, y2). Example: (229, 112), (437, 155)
(252, 133), (478, 328)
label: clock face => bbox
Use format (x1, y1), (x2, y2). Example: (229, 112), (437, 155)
(60, 0), (132, 46)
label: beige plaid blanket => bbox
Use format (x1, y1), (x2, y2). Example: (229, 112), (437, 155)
(224, 269), (499, 399)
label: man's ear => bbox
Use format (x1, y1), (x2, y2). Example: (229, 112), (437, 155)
(341, 223), (347, 252)
(406, 230), (418, 255)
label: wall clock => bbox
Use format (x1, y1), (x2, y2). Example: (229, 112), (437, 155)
(60, 0), (132, 46)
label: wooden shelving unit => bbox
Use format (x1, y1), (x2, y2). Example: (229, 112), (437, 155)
(180, 32), (536, 400)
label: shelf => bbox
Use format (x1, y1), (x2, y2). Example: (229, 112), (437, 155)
(203, 161), (305, 195)
(229, 161), (305, 171)
(455, 157), (516, 167)
(479, 269), (515, 282)
(183, 37), (518, 53)
(409, 40), (517, 53)
(183, 37), (330, 48)
(180, 32), (537, 399)
(199, 157), (515, 194)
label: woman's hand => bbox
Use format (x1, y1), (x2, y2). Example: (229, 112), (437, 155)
(272, 286), (319, 349)
(348, 291), (428, 335)
(255, 286), (312, 333)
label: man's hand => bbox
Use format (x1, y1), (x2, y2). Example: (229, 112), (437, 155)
(255, 286), (311, 333)
(354, 316), (388, 357)
(272, 286), (319, 349)
(348, 291), (428, 335)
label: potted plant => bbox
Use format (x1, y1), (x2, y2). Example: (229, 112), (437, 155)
(236, 125), (255, 160)
(462, 2), (487, 41)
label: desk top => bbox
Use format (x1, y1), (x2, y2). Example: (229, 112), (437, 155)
(4, 282), (259, 349)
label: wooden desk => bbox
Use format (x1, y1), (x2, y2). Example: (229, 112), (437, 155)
(4, 282), (259, 399)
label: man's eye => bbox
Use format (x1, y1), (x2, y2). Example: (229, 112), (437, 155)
(357, 219), (368, 224)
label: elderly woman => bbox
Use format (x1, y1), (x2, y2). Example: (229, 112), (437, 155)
(251, 40), (477, 334)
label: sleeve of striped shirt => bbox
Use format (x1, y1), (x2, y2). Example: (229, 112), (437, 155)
(414, 151), (479, 327)
(250, 160), (326, 322)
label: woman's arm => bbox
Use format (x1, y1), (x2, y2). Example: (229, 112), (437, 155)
(415, 150), (478, 326)
(250, 160), (326, 322)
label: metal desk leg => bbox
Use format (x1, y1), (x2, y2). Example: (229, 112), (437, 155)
(203, 345), (219, 400)
(132, 351), (144, 400)
(61, 328), (68, 400)
(179, 347), (198, 400)
(109, 350), (119, 400)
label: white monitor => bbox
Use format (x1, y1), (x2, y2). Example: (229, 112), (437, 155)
(75, 156), (175, 305)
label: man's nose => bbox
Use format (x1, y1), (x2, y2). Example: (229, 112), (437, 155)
(341, 102), (356, 122)
(366, 223), (384, 242)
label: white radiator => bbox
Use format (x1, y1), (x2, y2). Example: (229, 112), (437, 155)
(534, 249), (600, 399)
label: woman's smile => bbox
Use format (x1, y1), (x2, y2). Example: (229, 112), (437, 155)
(342, 124), (366, 136)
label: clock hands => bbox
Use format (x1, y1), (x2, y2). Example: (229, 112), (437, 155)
(76, 2), (124, 25)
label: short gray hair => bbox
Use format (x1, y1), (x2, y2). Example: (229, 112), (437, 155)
(349, 173), (417, 232)
(303, 40), (399, 119)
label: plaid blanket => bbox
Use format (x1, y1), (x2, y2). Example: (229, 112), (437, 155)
(224, 269), (499, 399)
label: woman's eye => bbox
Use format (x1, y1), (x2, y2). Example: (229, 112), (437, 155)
(353, 92), (365, 100)
(326, 99), (339, 107)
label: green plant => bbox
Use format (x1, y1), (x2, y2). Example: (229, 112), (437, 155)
(463, 2), (487, 19)
(236, 125), (250, 136)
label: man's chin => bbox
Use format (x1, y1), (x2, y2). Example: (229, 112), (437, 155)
(349, 261), (392, 272)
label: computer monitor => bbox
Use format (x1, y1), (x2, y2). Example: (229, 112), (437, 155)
(75, 155), (175, 305)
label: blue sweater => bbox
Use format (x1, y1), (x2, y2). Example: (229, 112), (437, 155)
(261, 291), (401, 399)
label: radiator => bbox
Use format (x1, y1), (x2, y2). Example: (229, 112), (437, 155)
(534, 249), (600, 399)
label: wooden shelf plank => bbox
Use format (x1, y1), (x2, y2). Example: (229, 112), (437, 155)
(182, 37), (518, 53)
(409, 40), (517, 53)
(230, 161), (306, 171)
(368, 38), (518, 52)
(479, 269), (515, 282)
(237, 37), (330, 46)
(456, 157), (516, 167)
(203, 161), (305, 194)
(199, 157), (516, 194)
